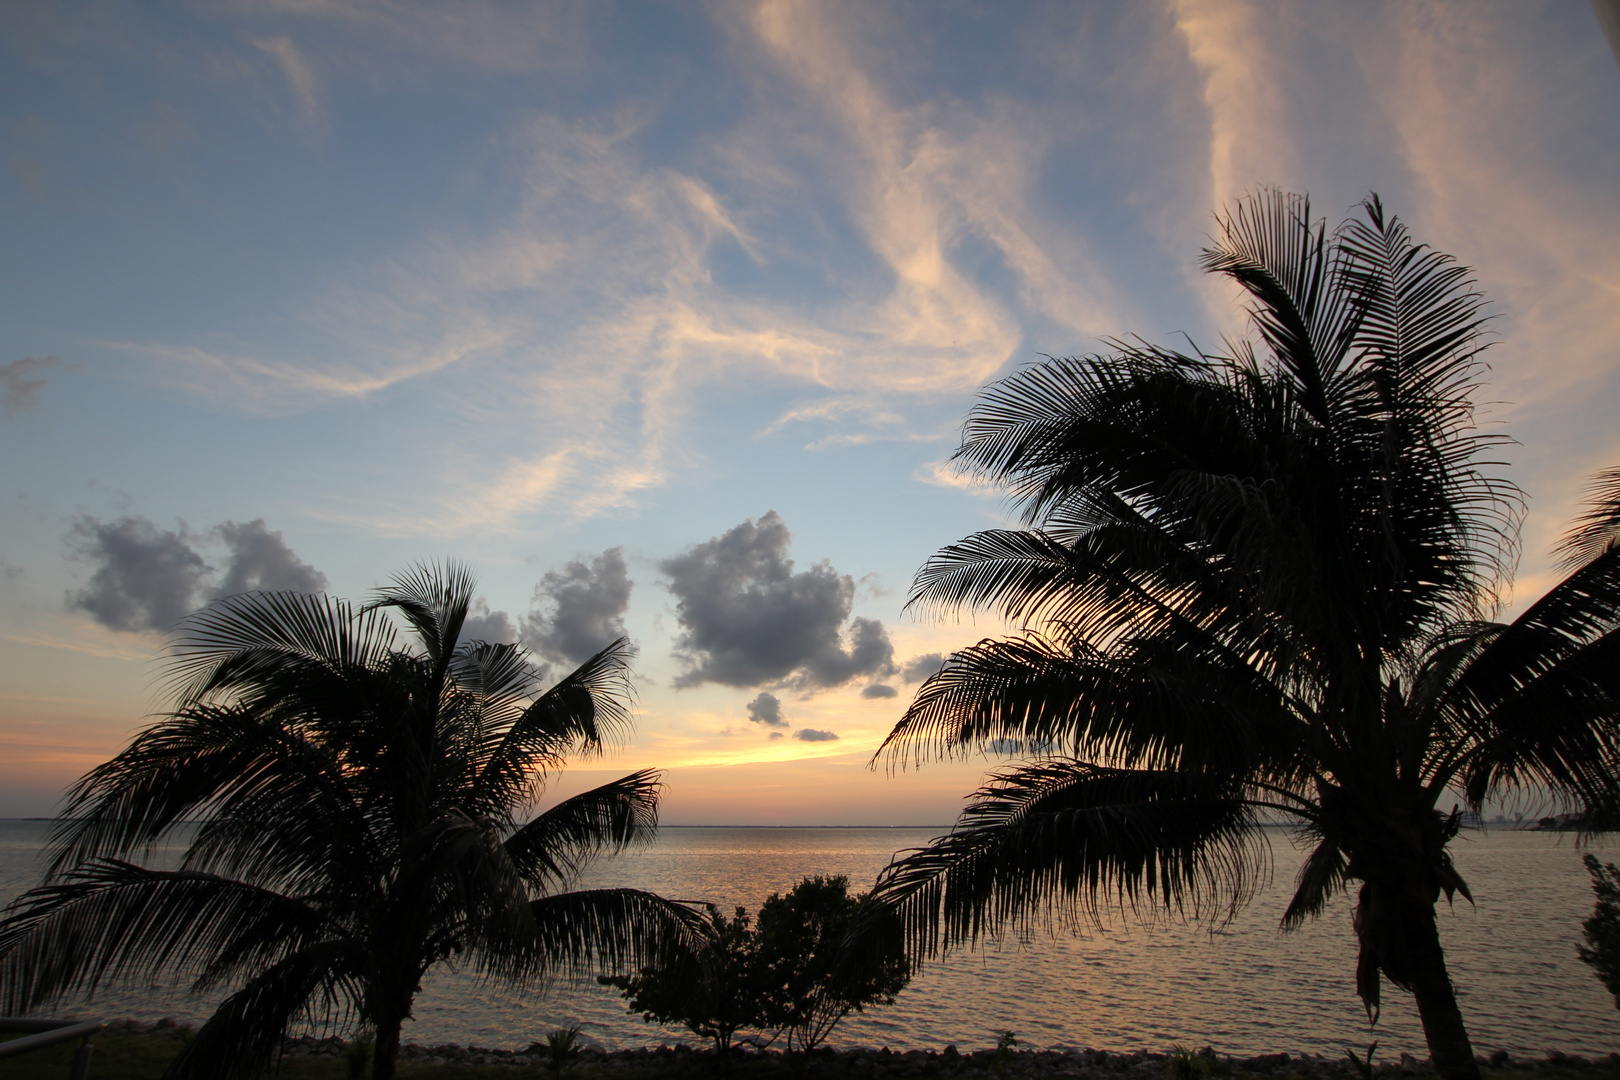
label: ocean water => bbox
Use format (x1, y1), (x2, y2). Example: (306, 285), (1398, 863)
(1, 821), (1615, 1059)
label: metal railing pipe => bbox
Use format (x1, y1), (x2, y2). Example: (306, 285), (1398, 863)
(0, 1018), (105, 1079)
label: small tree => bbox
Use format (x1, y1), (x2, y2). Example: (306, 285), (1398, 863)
(0, 564), (702, 1080)
(1579, 854), (1620, 1008)
(601, 905), (761, 1056)
(754, 876), (911, 1056)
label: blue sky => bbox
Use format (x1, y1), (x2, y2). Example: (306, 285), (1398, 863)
(2, 1), (1617, 822)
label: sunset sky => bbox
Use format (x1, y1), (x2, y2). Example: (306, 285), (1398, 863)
(2, 1), (1617, 822)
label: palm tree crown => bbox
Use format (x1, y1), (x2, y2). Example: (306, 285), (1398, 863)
(0, 563), (702, 1080)
(871, 192), (1620, 1080)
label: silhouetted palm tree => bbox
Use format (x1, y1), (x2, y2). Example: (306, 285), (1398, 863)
(0, 563), (702, 1080)
(871, 192), (1620, 1080)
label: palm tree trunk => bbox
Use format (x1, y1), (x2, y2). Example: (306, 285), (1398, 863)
(1404, 900), (1479, 1080)
(372, 1012), (406, 1080)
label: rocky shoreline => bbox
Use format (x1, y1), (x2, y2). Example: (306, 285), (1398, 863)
(96, 1019), (1619, 1076)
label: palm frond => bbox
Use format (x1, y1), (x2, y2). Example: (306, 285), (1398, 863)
(953, 349), (1235, 531)
(44, 703), (365, 884)
(1435, 548), (1620, 807)
(521, 888), (708, 980)
(504, 770), (662, 891)
(1557, 466), (1620, 570)
(166, 590), (397, 707)
(391, 811), (536, 971)
(368, 560), (478, 668)
(1200, 189), (1360, 424)
(448, 641), (547, 734)
(438, 641), (550, 810)
(167, 942), (368, 1080)
(482, 638), (635, 792)
(1280, 837), (1347, 929)
(0, 861), (330, 1014)
(907, 529), (1093, 625)
(869, 763), (1263, 958)
(1333, 194), (1518, 613)
(874, 632), (1307, 786)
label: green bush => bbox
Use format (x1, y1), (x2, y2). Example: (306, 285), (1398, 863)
(603, 877), (911, 1057)
(1167, 1045), (1211, 1080)
(601, 904), (762, 1055)
(543, 1026), (584, 1074)
(1578, 854), (1620, 1008)
(753, 876), (911, 1056)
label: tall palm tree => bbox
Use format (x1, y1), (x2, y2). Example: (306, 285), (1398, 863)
(869, 192), (1620, 1080)
(0, 563), (703, 1080)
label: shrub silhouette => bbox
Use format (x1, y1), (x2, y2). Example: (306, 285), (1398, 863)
(1579, 854), (1620, 1009)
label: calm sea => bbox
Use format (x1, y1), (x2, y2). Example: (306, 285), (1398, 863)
(1, 821), (1614, 1059)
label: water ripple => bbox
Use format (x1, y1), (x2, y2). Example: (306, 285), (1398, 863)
(3, 823), (1613, 1057)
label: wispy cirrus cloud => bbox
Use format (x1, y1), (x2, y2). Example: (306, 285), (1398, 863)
(225, 0), (595, 79)
(114, 3), (1154, 536)
(1357, 3), (1620, 496)
(250, 35), (325, 130)
(1170, 0), (1303, 217)
(1167, 0), (1620, 581)
(88, 0), (1616, 561)
(915, 459), (1002, 497)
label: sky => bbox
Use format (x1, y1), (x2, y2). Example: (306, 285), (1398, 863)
(1, 0), (1617, 823)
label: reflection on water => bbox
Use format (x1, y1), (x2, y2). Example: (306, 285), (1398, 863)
(2, 821), (1614, 1057)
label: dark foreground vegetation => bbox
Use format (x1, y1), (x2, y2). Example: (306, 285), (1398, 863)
(602, 876), (909, 1056)
(5, 191), (1619, 1080)
(869, 190), (1620, 1080)
(0, 565), (703, 1080)
(3, 1025), (1616, 1080)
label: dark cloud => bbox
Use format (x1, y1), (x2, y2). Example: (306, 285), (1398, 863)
(660, 511), (895, 690)
(861, 684), (898, 698)
(68, 515), (327, 634)
(745, 691), (788, 728)
(523, 547), (632, 664)
(214, 519), (328, 597)
(769, 731), (785, 740)
(0, 356), (59, 416)
(460, 598), (519, 646)
(794, 728), (839, 742)
(67, 517), (211, 632)
(902, 653), (946, 682)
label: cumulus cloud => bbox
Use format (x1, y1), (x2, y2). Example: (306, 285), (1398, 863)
(769, 731), (785, 741)
(745, 691), (788, 728)
(459, 597), (519, 646)
(522, 547), (632, 664)
(214, 519), (328, 597)
(861, 684), (898, 699)
(902, 653), (945, 683)
(661, 511), (895, 690)
(794, 728), (839, 743)
(1, 356), (60, 416)
(67, 515), (326, 633)
(67, 517), (212, 633)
